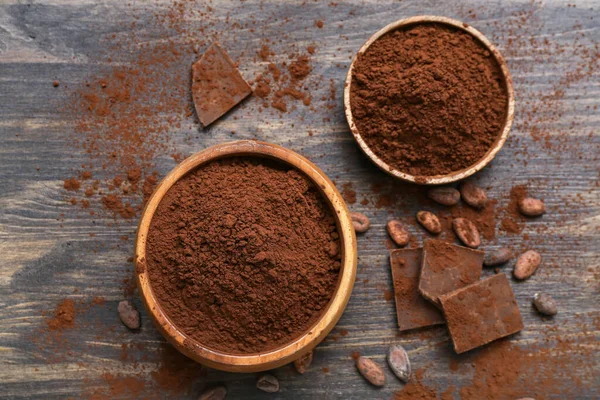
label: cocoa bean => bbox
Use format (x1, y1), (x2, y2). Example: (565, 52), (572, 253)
(350, 212), (370, 233)
(387, 220), (410, 247)
(427, 187), (460, 206)
(514, 250), (541, 280)
(256, 374), (279, 393)
(199, 386), (227, 400)
(387, 345), (411, 383)
(518, 197), (546, 217)
(533, 293), (557, 316)
(483, 248), (512, 267)
(459, 181), (488, 209)
(293, 351), (313, 374)
(416, 211), (442, 234)
(452, 218), (480, 248)
(356, 356), (386, 387)
(118, 300), (140, 330)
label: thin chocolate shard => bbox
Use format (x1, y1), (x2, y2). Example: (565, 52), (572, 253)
(390, 248), (444, 331)
(192, 43), (252, 126)
(440, 273), (524, 354)
(418, 239), (483, 308)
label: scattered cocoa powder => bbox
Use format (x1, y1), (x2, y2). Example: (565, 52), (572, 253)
(288, 55), (312, 80)
(500, 185), (528, 234)
(96, 373), (146, 398)
(146, 158), (341, 353)
(63, 178), (81, 191)
(258, 44), (272, 61)
(46, 299), (76, 331)
(341, 182), (357, 204)
(101, 195), (136, 219)
(350, 23), (508, 177)
(394, 369), (438, 399)
(457, 330), (599, 399)
(394, 320), (598, 398)
(150, 343), (203, 394)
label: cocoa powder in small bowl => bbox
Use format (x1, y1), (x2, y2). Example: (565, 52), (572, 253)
(135, 141), (357, 372)
(344, 16), (514, 184)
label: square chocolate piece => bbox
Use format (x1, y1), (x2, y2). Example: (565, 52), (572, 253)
(419, 239), (483, 307)
(439, 273), (524, 353)
(192, 43), (252, 126)
(390, 248), (445, 331)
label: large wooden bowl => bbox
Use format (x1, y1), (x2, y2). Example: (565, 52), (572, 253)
(344, 16), (515, 185)
(135, 140), (357, 373)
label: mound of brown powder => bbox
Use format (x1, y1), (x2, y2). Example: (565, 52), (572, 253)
(146, 158), (341, 354)
(350, 23), (508, 177)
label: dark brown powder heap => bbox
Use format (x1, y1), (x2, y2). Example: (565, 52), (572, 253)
(146, 158), (341, 354)
(350, 23), (508, 177)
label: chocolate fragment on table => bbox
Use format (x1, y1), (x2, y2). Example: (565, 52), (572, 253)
(439, 273), (524, 354)
(418, 239), (483, 308)
(390, 248), (444, 331)
(192, 43), (252, 126)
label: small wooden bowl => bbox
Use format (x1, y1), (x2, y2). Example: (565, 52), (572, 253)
(135, 140), (357, 373)
(343, 16), (515, 185)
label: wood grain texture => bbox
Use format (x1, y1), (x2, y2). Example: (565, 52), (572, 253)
(1, 0), (599, 399)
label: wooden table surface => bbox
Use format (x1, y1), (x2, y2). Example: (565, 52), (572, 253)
(1, 0), (598, 399)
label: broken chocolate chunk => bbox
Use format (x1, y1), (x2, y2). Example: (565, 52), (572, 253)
(418, 239), (483, 308)
(439, 273), (524, 354)
(390, 248), (444, 331)
(192, 43), (252, 126)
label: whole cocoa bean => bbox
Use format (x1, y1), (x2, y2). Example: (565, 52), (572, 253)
(416, 211), (442, 234)
(459, 181), (488, 209)
(533, 293), (557, 316)
(256, 374), (279, 393)
(387, 220), (410, 247)
(356, 356), (386, 387)
(350, 212), (370, 233)
(483, 248), (512, 267)
(452, 218), (480, 248)
(293, 351), (313, 374)
(387, 345), (411, 383)
(118, 300), (140, 330)
(427, 187), (460, 206)
(518, 197), (546, 217)
(514, 250), (542, 280)
(199, 386), (227, 400)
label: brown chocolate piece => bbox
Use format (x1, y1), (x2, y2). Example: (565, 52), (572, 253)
(390, 248), (444, 331)
(418, 240), (483, 307)
(440, 273), (524, 353)
(192, 43), (252, 126)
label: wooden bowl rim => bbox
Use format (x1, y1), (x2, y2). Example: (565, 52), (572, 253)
(343, 15), (515, 185)
(135, 140), (357, 372)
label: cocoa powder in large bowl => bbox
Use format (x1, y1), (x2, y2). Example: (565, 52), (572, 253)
(344, 16), (515, 185)
(135, 140), (357, 372)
